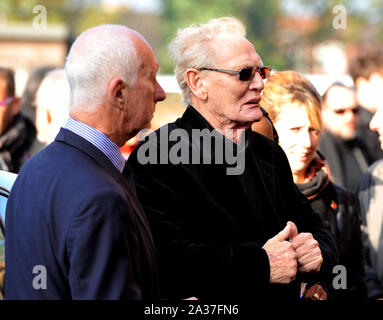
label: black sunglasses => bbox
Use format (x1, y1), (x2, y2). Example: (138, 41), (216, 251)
(199, 66), (272, 81)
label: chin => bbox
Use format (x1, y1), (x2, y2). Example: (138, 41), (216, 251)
(245, 107), (263, 123)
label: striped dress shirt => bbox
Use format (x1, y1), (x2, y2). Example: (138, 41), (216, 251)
(63, 117), (126, 173)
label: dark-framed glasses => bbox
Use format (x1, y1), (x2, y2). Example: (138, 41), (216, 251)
(0, 97), (14, 106)
(199, 66), (272, 81)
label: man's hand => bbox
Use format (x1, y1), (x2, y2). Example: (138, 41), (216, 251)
(290, 232), (323, 273)
(301, 282), (327, 300)
(262, 222), (298, 284)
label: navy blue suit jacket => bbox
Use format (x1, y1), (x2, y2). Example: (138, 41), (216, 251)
(5, 128), (159, 299)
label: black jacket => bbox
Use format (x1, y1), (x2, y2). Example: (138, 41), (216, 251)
(129, 105), (338, 301)
(0, 113), (36, 173)
(319, 127), (379, 193)
(297, 165), (367, 300)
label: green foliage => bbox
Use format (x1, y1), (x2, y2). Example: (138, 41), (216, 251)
(4, 0), (383, 73)
(160, 0), (285, 73)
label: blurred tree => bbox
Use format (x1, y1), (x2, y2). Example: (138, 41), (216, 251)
(159, 0), (285, 73)
(4, 0), (383, 74)
(281, 0), (383, 71)
(1, 0), (129, 53)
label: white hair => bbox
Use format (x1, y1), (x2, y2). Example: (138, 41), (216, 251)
(168, 17), (246, 105)
(36, 68), (70, 143)
(65, 24), (140, 110)
(36, 69), (70, 113)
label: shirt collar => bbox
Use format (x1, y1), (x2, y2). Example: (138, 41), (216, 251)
(63, 117), (126, 173)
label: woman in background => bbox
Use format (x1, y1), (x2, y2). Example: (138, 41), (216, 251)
(259, 70), (366, 300)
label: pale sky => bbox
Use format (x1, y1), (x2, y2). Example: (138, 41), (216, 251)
(119, 0), (163, 13)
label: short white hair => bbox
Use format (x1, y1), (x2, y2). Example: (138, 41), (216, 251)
(168, 17), (246, 105)
(65, 24), (140, 110)
(36, 68), (71, 143)
(36, 69), (70, 113)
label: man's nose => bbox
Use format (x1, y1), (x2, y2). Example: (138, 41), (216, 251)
(249, 71), (264, 91)
(154, 80), (166, 102)
(345, 109), (357, 120)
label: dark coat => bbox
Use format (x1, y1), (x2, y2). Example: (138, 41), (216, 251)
(5, 128), (159, 299)
(297, 167), (367, 300)
(318, 118), (381, 193)
(128, 105), (338, 301)
(0, 113), (36, 173)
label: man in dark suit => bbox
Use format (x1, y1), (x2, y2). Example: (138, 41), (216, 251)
(4, 24), (166, 299)
(128, 17), (337, 301)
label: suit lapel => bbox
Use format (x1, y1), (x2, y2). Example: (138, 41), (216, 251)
(55, 128), (156, 251)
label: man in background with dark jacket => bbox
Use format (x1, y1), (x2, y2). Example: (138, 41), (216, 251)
(0, 67), (36, 173)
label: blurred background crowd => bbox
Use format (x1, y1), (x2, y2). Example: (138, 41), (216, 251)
(1, 0), (383, 155)
(1, 0), (383, 300)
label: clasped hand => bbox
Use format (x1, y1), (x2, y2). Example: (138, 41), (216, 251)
(262, 221), (323, 284)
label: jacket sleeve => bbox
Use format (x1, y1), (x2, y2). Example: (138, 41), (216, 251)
(67, 189), (139, 299)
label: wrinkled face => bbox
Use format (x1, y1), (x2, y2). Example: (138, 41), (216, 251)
(274, 104), (321, 178)
(201, 34), (265, 129)
(369, 107), (383, 150)
(323, 86), (359, 140)
(122, 37), (166, 140)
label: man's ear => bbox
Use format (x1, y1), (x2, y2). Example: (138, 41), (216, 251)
(108, 77), (126, 109)
(185, 68), (207, 101)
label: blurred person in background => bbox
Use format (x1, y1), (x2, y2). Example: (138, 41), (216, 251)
(357, 105), (383, 300)
(30, 68), (70, 155)
(349, 45), (383, 162)
(260, 70), (367, 300)
(251, 107), (279, 142)
(0, 67), (36, 173)
(20, 66), (57, 125)
(319, 83), (377, 192)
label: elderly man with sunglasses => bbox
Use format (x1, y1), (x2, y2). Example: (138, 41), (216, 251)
(129, 17), (337, 301)
(0, 67), (36, 173)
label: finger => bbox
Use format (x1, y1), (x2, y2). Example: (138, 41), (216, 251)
(294, 239), (319, 259)
(290, 233), (312, 249)
(298, 257), (323, 273)
(305, 284), (319, 300)
(300, 282), (307, 296)
(287, 221), (298, 240)
(296, 245), (322, 264)
(273, 223), (293, 242)
(320, 291), (327, 300)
